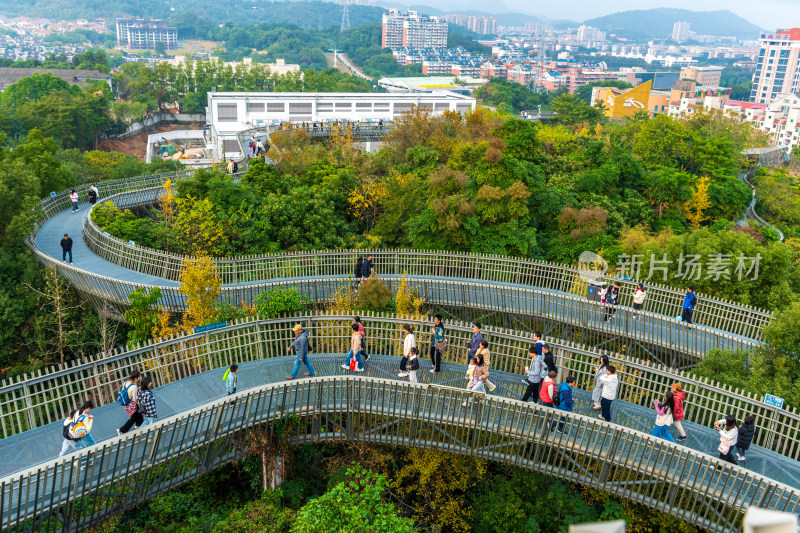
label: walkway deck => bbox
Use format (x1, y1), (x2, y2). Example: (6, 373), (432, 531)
(3, 354), (798, 488)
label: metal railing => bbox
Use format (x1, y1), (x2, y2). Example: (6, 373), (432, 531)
(77, 184), (771, 340)
(2, 373), (799, 533)
(0, 315), (792, 459)
(17, 246), (762, 365)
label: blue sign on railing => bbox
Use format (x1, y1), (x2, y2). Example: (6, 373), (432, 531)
(764, 394), (785, 409)
(194, 321), (227, 334)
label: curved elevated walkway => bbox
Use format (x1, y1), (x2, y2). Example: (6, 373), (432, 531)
(3, 356), (800, 533)
(32, 199), (762, 367)
(2, 315), (800, 533)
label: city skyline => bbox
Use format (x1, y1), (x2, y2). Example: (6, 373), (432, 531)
(410, 0), (800, 32)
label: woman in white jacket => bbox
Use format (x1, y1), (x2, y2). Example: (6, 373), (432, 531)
(399, 324), (416, 378)
(591, 354), (610, 410)
(715, 415), (739, 465)
(632, 282), (647, 320)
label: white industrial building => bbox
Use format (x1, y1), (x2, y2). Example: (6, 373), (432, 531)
(206, 91), (476, 159)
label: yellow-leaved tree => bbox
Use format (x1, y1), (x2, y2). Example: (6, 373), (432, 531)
(173, 195), (226, 256)
(683, 176), (711, 230)
(180, 256), (222, 330)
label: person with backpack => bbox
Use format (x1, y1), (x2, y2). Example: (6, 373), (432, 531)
(715, 415), (739, 465)
(59, 401), (95, 456)
(342, 323), (365, 372)
(138, 377), (158, 427)
(399, 324), (416, 378)
(542, 343), (557, 374)
(735, 415), (756, 461)
(407, 346), (420, 383)
(681, 286), (697, 325)
(651, 391), (676, 443)
(539, 370), (558, 407)
(353, 316), (369, 362)
(671, 382), (688, 441)
(116, 370), (142, 435)
(521, 346), (543, 403)
(225, 364), (239, 394)
(591, 355), (610, 411)
(553, 376), (576, 434)
(632, 282), (647, 320)
(429, 314), (445, 374)
(598, 365), (618, 423)
(286, 324), (315, 380)
(87, 184), (99, 205)
(70, 190), (79, 213)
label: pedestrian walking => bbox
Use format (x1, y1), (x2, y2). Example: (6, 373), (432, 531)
(603, 282), (621, 322)
(553, 376), (576, 433)
(407, 347), (420, 382)
(539, 370), (558, 407)
(735, 415), (756, 462)
(61, 233), (73, 263)
(354, 255), (364, 282)
(715, 415), (739, 465)
(521, 346), (543, 403)
(542, 343), (557, 374)
(632, 282), (647, 320)
(531, 331), (543, 356)
(343, 323), (365, 372)
(671, 383), (688, 440)
(225, 364), (238, 394)
(599, 283), (608, 303)
(138, 377), (158, 427)
(477, 340), (497, 392)
(591, 355), (610, 411)
(681, 286), (697, 325)
(651, 392), (676, 442)
(598, 365), (618, 423)
(466, 322), (483, 365)
(463, 352), (489, 406)
(286, 324), (315, 380)
(117, 370), (143, 435)
(361, 254), (374, 279)
(70, 190), (79, 213)
(87, 184), (98, 205)
(399, 324), (416, 378)
(428, 315), (446, 374)
(354, 316), (369, 362)
(59, 401), (95, 456)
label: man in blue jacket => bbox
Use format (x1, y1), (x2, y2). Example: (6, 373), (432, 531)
(681, 286), (697, 325)
(466, 322), (483, 364)
(553, 375), (576, 434)
(286, 323), (316, 380)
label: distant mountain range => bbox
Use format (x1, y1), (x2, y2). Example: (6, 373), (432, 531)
(583, 8), (763, 40)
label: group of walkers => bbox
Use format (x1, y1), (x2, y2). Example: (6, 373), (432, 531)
(59, 321), (760, 473)
(596, 281), (698, 326)
(58, 184), (100, 264)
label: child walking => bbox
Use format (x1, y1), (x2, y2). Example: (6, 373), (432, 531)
(407, 347), (420, 383)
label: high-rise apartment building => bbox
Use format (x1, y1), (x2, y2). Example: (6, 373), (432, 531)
(672, 21), (690, 42)
(442, 14), (497, 36)
(382, 10), (447, 49)
(577, 25), (600, 42)
(751, 29), (800, 104)
(116, 17), (178, 50)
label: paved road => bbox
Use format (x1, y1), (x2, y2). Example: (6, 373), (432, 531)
(2, 354), (798, 489)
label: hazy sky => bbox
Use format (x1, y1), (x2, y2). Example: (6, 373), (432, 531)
(518, 0), (800, 30)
